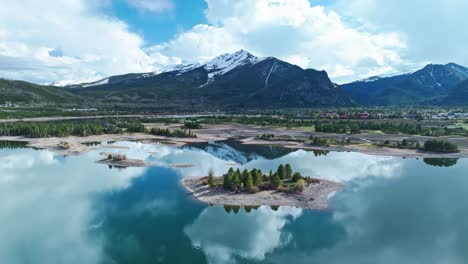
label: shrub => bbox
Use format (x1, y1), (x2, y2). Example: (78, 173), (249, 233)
(292, 172), (302, 182)
(184, 121), (203, 129)
(294, 179), (305, 192)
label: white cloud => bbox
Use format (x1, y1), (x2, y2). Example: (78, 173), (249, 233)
(147, 0), (407, 83)
(0, 0), (154, 84)
(147, 24), (244, 65)
(128, 0), (174, 13)
(333, 0), (468, 68)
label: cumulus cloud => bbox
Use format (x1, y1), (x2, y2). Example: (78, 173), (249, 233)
(333, 0), (468, 68)
(148, 0), (407, 83)
(128, 0), (174, 13)
(0, 0), (154, 84)
(2, 0), (465, 84)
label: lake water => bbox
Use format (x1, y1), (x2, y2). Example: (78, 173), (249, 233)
(2, 140), (467, 264)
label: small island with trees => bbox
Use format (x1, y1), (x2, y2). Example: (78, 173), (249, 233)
(96, 152), (152, 168)
(181, 164), (344, 210)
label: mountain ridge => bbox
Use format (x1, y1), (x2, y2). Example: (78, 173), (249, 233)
(2, 50), (468, 108)
(342, 63), (468, 105)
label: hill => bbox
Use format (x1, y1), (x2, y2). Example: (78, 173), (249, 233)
(0, 78), (81, 105)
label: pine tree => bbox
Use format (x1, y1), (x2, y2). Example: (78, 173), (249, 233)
(207, 171), (216, 187)
(223, 170), (233, 189)
(242, 169), (251, 187)
(245, 173), (254, 192)
(253, 170), (263, 186)
(277, 164), (286, 179)
(270, 173), (281, 189)
(233, 172), (242, 189)
(285, 164), (293, 179)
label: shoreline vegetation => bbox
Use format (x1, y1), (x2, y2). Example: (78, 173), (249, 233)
(0, 115), (466, 158)
(181, 164), (344, 209)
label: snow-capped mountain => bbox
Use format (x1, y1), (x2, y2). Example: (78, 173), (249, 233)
(65, 50), (264, 88)
(68, 49), (352, 108)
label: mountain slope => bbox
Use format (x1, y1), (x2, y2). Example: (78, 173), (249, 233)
(342, 63), (468, 105)
(70, 50), (352, 109)
(0, 78), (81, 105)
(439, 79), (468, 105)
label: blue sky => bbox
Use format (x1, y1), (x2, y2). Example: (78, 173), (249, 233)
(107, 0), (335, 46)
(108, 0), (208, 44)
(0, 0), (467, 84)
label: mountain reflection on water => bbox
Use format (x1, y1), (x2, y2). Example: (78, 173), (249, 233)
(1, 141), (468, 264)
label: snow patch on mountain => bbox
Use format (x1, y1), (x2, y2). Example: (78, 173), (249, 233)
(81, 77), (109, 87)
(49, 78), (105, 87)
(159, 63), (201, 75)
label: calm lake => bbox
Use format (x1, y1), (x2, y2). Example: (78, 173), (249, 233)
(2, 140), (467, 264)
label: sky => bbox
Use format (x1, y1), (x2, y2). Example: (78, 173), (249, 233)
(0, 0), (467, 84)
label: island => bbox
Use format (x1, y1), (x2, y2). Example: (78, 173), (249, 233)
(96, 153), (152, 168)
(181, 164), (344, 210)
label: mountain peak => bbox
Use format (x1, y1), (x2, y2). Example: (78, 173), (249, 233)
(203, 49), (263, 80)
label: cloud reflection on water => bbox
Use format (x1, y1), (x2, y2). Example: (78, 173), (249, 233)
(0, 147), (148, 264)
(185, 206), (302, 264)
(0, 141), (409, 264)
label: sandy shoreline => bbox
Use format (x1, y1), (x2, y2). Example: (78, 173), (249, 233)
(1, 123), (468, 158)
(181, 176), (344, 210)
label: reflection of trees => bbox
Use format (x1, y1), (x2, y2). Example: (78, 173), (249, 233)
(423, 158), (458, 167)
(0, 140), (32, 150)
(223, 205), (261, 214)
(312, 150), (329, 157)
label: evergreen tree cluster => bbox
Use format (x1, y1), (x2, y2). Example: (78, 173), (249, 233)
(148, 127), (196, 138)
(183, 121), (203, 129)
(222, 163), (306, 193)
(423, 140), (460, 153)
(0, 122), (114, 137)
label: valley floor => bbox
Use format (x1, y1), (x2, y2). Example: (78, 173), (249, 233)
(2, 123), (468, 158)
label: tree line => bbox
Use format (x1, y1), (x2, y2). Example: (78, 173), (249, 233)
(208, 164), (320, 193)
(0, 121), (197, 138)
(148, 127), (196, 138)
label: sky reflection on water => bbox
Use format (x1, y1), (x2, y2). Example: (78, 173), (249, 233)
(1, 141), (468, 264)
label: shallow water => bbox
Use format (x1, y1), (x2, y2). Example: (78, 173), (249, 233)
(1, 141), (467, 264)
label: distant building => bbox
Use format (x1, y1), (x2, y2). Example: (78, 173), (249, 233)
(354, 112), (370, 119)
